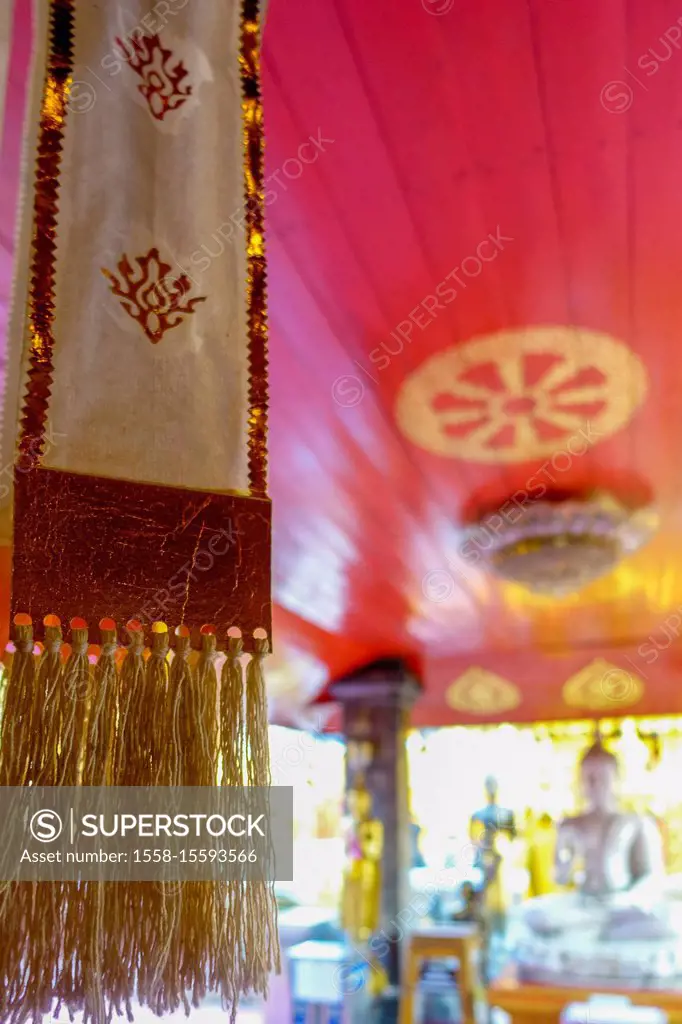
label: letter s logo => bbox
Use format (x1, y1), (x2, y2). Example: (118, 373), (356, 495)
(30, 809), (63, 843)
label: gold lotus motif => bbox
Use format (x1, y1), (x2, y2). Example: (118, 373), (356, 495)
(395, 327), (647, 462)
(562, 658), (644, 711)
(446, 668), (521, 715)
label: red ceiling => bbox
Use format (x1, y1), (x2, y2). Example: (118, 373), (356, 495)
(5, 0), (682, 725)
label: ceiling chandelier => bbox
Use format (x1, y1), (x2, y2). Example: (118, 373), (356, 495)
(463, 492), (658, 596)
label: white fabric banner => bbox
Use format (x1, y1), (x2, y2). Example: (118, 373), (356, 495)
(11, 0), (251, 495)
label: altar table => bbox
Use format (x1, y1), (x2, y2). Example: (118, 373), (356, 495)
(489, 966), (682, 1024)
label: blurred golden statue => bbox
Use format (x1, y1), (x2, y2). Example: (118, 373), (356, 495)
(526, 811), (558, 897)
(341, 773), (383, 944)
(470, 776), (517, 931)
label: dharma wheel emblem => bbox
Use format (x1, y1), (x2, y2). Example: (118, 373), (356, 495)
(446, 668), (521, 715)
(395, 327), (647, 463)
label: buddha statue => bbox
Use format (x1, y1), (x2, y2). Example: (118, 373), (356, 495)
(508, 740), (682, 987)
(555, 742), (665, 913)
(341, 773), (383, 945)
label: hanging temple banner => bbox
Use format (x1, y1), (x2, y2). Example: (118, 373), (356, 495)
(0, 0), (279, 1021)
(3, 0), (270, 644)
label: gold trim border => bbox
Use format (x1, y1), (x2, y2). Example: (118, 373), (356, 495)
(241, 0), (269, 497)
(18, 0), (74, 461)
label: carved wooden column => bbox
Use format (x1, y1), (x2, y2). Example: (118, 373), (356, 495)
(330, 659), (420, 1019)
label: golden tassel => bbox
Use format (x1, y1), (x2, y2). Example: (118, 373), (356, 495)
(112, 623), (147, 1024)
(157, 628), (191, 1015)
(181, 626), (219, 787)
(140, 624), (183, 1017)
(245, 639), (270, 787)
(75, 618), (115, 1019)
(114, 621), (147, 785)
(194, 629), (223, 1007)
(0, 619), (279, 1023)
(0, 617), (68, 1023)
(0, 646), (11, 725)
(55, 621), (91, 1015)
(82, 621), (118, 787)
(175, 626), (220, 1008)
(58, 619), (89, 785)
(23, 624), (69, 1012)
(221, 634), (245, 788)
(244, 637), (280, 995)
(80, 622), (119, 1024)
(0, 621), (35, 1020)
(21, 621), (66, 1022)
(32, 619), (64, 786)
(148, 624), (171, 784)
(218, 635), (246, 1019)
(0, 619), (36, 787)
(116, 621), (168, 1017)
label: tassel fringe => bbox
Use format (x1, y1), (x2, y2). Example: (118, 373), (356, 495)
(0, 616), (278, 1024)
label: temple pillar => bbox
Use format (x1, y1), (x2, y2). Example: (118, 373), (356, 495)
(330, 659), (420, 1020)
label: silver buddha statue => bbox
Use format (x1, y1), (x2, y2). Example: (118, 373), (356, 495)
(509, 740), (682, 987)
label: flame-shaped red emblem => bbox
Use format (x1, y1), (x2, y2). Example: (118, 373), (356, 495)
(117, 33), (192, 121)
(102, 248), (206, 344)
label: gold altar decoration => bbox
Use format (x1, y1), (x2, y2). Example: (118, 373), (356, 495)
(341, 774), (383, 944)
(446, 667), (521, 715)
(0, 0), (277, 1021)
(562, 658), (644, 711)
(395, 327), (647, 462)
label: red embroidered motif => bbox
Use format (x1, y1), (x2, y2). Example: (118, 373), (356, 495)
(102, 248), (206, 344)
(117, 33), (192, 120)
